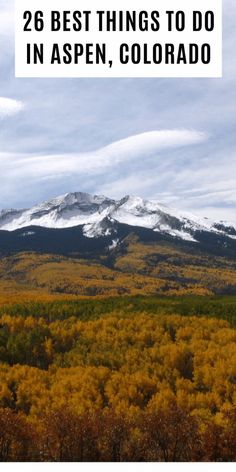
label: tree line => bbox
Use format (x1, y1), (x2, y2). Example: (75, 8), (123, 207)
(1, 404), (236, 462)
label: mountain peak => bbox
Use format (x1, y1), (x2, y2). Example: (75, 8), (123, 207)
(38, 191), (108, 208)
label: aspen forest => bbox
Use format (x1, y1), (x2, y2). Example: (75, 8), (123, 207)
(0, 295), (236, 461)
(0, 235), (236, 462)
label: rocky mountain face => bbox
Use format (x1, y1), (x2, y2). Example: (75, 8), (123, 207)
(0, 192), (235, 246)
(0, 192), (236, 259)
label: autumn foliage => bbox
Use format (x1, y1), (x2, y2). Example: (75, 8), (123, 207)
(0, 405), (236, 461)
(0, 298), (236, 461)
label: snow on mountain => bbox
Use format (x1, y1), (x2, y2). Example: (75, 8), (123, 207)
(0, 191), (235, 243)
(0, 192), (114, 232)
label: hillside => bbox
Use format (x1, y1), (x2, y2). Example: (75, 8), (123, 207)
(0, 232), (236, 302)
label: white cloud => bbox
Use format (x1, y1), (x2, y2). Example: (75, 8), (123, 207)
(0, 129), (235, 223)
(0, 129), (207, 179)
(0, 97), (24, 118)
(0, 129), (208, 210)
(101, 130), (207, 159)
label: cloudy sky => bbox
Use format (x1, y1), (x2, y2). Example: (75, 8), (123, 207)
(0, 0), (235, 222)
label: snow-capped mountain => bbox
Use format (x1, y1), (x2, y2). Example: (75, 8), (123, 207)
(0, 191), (236, 244)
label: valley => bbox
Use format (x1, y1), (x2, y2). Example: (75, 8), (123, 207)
(0, 191), (236, 461)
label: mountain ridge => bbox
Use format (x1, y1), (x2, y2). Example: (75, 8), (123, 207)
(0, 192), (236, 297)
(1, 192), (236, 246)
